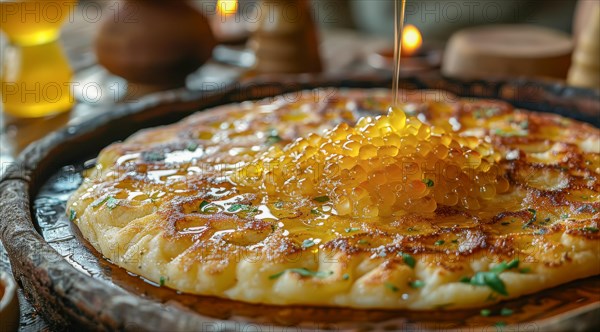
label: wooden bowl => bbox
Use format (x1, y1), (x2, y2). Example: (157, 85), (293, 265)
(0, 73), (599, 331)
(442, 25), (573, 80)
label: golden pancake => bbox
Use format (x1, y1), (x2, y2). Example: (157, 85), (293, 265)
(67, 89), (600, 309)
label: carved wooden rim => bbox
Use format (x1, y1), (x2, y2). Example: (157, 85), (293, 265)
(0, 73), (598, 331)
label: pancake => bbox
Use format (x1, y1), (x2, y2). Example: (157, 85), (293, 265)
(67, 89), (600, 309)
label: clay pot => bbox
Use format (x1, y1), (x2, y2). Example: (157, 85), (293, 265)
(95, 0), (216, 96)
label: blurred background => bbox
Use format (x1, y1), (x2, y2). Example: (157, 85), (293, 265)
(0, 0), (598, 155)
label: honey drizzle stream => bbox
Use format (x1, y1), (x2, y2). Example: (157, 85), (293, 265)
(391, 0), (407, 108)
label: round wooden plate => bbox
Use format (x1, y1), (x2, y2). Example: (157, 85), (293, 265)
(1, 73), (599, 331)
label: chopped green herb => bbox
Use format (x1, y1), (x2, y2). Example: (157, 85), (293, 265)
(561, 213), (569, 219)
(227, 203), (258, 213)
(474, 107), (499, 119)
(469, 271), (508, 296)
(345, 227), (360, 233)
(357, 239), (370, 245)
(313, 196), (330, 203)
(422, 178), (434, 187)
(434, 240), (445, 246)
(270, 224), (277, 232)
(459, 276), (471, 283)
(227, 204), (243, 212)
(407, 227), (417, 232)
(491, 259), (519, 273)
(385, 282), (399, 292)
(500, 308), (513, 316)
(310, 209), (321, 215)
(493, 129), (526, 137)
(91, 196), (110, 208)
(401, 253), (416, 268)
(265, 133), (282, 145)
(533, 228), (547, 235)
(519, 267), (531, 274)
(106, 196), (119, 210)
(142, 151), (165, 162)
(495, 321), (506, 328)
(480, 309), (492, 317)
(159, 276), (167, 287)
(199, 200), (210, 211)
(274, 201), (284, 209)
(186, 142), (198, 151)
(268, 268), (332, 280)
(501, 222), (510, 226)
(507, 259), (520, 269)
(581, 227), (599, 233)
(302, 239), (315, 249)
(342, 273), (350, 280)
(523, 208), (537, 228)
(451, 239), (459, 244)
(464, 259), (519, 296)
(69, 209), (76, 221)
(409, 280), (425, 289)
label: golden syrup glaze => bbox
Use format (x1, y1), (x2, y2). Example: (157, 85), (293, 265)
(67, 89), (600, 309)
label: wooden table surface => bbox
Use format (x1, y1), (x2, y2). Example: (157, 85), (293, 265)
(0, 5), (390, 331)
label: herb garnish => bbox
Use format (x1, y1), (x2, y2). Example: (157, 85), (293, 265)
(186, 142), (198, 152)
(69, 209), (76, 221)
(142, 151), (166, 162)
(500, 308), (513, 316)
(493, 129), (526, 137)
(265, 130), (282, 145)
(461, 259), (519, 296)
(409, 280), (425, 289)
(385, 282), (399, 292)
(580, 227), (599, 233)
(480, 309), (491, 317)
(401, 253), (416, 268)
(159, 276), (167, 287)
(91, 196), (110, 208)
(313, 196), (330, 203)
(342, 273), (350, 280)
(434, 240), (445, 246)
(345, 227), (360, 233)
(269, 268), (333, 280)
(199, 200), (210, 211)
(523, 208), (536, 228)
(357, 239), (370, 245)
(227, 203), (259, 213)
(422, 178), (434, 187)
(106, 196), (119, 210)
(274, 201), (284, 209)
(473, 107), (499, 119)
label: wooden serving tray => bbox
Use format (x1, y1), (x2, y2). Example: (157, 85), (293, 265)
(1, 73), (599, 331)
